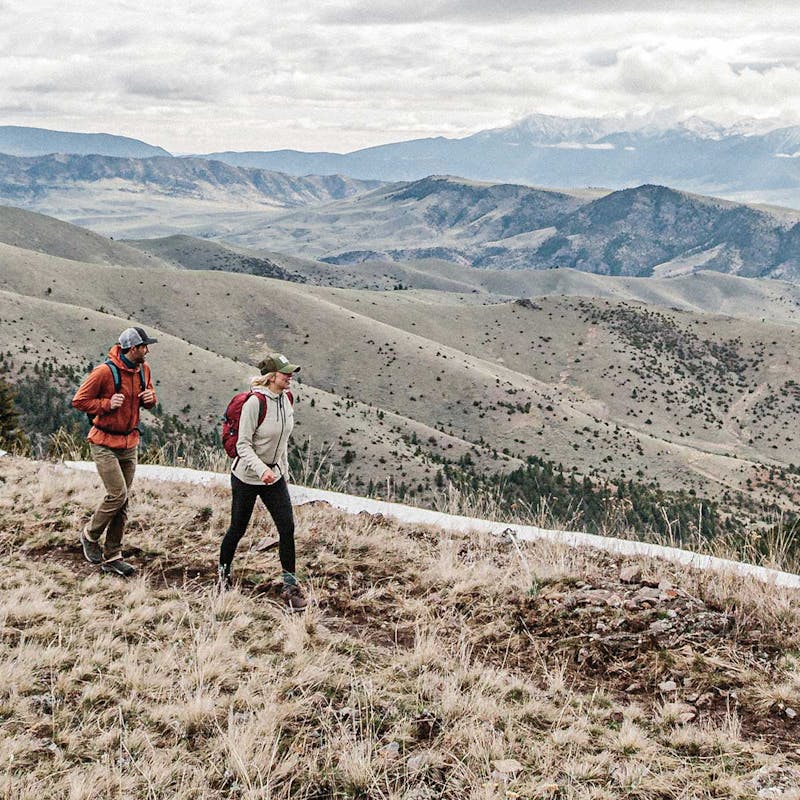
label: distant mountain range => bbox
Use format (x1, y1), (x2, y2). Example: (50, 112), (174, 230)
(211, 176), (800, 281)
(2, 151), (800, 280)
(5, 115), (800, 209)
(0, 153), (380, 207)
(196, 113), (800, 210)
(4, 124), (800, 281)
(0, 125), (170, 158)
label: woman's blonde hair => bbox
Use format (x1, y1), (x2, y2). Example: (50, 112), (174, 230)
(251, 372), (276, 389)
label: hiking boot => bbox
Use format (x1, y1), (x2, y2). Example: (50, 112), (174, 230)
(281, 583), (308, 612)
(217, 564), (232, 593)
(101, 559), (136, 577)
(80, 527), (102, 564)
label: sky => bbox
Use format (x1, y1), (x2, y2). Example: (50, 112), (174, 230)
(2, 1), (800, 154)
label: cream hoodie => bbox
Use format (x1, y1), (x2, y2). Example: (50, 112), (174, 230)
(231, 387), (294, 485)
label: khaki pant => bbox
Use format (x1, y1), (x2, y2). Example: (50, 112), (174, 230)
(86, 443), (138, 561)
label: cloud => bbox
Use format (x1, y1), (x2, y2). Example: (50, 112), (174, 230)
(1, 0), (800, 152)
(119, 67), (227, 104)
(318, 0), (771, 25)
(322, 0), (800, 27)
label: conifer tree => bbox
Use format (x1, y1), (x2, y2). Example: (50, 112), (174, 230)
(0, 376), (29, 453)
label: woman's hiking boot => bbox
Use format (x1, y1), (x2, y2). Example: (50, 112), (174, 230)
(281, 583), (308, 612)
(217, 564), (232, 593)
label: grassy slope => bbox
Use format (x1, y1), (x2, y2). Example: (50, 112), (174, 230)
(123, 231), (800, 313)
(7, 243), (800, 509)
(0, 205), (176, 269)
(1, 456), (799, 799)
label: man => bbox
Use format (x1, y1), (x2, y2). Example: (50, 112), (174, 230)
(72, 326), (158, 577)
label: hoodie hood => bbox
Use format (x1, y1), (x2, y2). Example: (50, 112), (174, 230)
(107, 343), (139, 371)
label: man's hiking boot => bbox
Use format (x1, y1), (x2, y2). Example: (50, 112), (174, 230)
(101, 559), (136, 577)
(80, 527), (102, 564)
(281, 584), (308, 612)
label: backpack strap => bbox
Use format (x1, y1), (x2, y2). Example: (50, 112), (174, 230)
(255, 392), (268, 425)
(285, 389), (294, 406)
(104, 359), (121, 393)
(104, 359), (146, 392)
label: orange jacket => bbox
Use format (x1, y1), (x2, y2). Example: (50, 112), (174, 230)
(72, 345), (157, 449)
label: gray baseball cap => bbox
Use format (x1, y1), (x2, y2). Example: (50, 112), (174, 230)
(119, 326), (158, 348)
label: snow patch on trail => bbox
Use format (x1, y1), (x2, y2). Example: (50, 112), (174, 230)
(64, 461), (800, 590)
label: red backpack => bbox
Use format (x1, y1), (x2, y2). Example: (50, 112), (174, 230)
(221, 390), (293, 458)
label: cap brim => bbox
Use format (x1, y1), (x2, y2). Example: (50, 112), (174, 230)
(278, 364), (300, 373)
(142, 337), (158, 344)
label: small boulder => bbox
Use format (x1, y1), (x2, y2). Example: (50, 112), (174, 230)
(620, 565), (642, 584)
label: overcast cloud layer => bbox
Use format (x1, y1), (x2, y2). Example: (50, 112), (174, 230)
(2, 1), (799, 153)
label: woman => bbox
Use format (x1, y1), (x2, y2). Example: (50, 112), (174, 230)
(218, 352), (307, 611)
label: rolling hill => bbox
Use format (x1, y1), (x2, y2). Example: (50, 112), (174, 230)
(5, 208), (800, 522)
(119, 227), (800, 316)
(0, 205), (174, 269)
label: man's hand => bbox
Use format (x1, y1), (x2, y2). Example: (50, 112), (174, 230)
(260, 468), (277, 485)
(139, 389), (155, 405)
(109, 393), (125, 409)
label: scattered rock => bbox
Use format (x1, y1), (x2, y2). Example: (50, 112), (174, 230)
(785, 707), (797, 720)
(635, 587), (661, 601)
(695, 692), (715, 708)
(620, 566), (642, 584)
(649, 620), (673, 635)
(658, 680), (678, 693)
(492, 758), (523, 774)
(336, 706), (360, 720)
(749, 764), (800, 798)
(30, 694), (54, 714)
(380, 741), (401, 762)
(407, 751), (433, 772)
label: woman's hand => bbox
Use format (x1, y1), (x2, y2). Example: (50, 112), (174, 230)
(260, 468), (277, 485)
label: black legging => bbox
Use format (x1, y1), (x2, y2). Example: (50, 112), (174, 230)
(219, 474), (295, 579)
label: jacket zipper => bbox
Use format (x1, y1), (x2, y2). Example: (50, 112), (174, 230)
(269, 394), (286, 467)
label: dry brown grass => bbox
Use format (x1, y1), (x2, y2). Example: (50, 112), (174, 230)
(1, 455), (799, 799)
